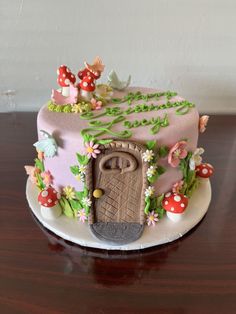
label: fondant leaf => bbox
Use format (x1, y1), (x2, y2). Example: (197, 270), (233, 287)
(157, 165), (166, 175)
(156, 194), (164, 207)
(76, 154), (89, 165)
(83, 186), (89, 197)
(83, 133), (95, 143)
(70, 165), (80, 175)
(34, 158), (45, 172)
(159, 146), (169, 158)
(144, 196), (151, 214)
(146, 140), (156, 150)
(70, 199), (83, 210)
(75, 191), (84, 199)
(97, 139), (113, 145)
(59, 197), (74, 218)
(148, 173), (159, 184)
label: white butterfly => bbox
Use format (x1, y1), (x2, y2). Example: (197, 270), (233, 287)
(33, 130), (58, 158)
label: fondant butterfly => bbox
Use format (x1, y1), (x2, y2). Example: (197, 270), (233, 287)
(107, 70), (131, 91)
(33, 130), (58, 158)
(51, 84), (78, 105)
(85, 56), (105, 73)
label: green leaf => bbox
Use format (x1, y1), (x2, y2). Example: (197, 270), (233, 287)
(150, 197), (157, 210)
(83, 186), (89, 197)
(84, 205), (90, 215)
(83, 133), (95, 143)
(156, 207), (165, 219)
(144, 196), (151, 214)
(146, 140), (156, 150)
(97, 139), (113, 145)
(157, 165), (166, 175)
(70, 165), (80, 175)
(75, 191), (85, 200)
(34, 158), (44, 172)
(76, 153), (89, 165)
(159, 146), (169, 158)
(148, 173), (159, 183)
(70, 199), (83, 210)
(186, 169), (195, 185)
(59, 197), (74, 218)
(156, 193), (164, 207)
(35, 173), (45, 190)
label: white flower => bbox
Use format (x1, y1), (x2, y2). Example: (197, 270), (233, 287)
(142, 150), (154, 162)
(147, 165), (157, 177)
(82, 197), (92, 207)
(75, 173), (85, 182)
(79, 165), (87, 175)
(145, 186), (155, 197)
(189, 148), (205, 170)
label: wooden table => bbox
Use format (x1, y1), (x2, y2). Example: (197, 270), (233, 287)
(0, 113), (236, 314)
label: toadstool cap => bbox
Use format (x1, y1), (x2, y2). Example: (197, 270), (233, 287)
(162, 192), (188, 214)
(78, 68), (101, 80)
(79, 75), (96, 92)
(57, 65), (76, 87)
(38, 186), (61, 208)
(196, 163), (214, 178)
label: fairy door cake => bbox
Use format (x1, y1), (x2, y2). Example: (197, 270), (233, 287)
(86, 141), (148, 244)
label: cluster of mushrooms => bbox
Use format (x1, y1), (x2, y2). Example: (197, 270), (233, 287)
(56, 57), (104, 101)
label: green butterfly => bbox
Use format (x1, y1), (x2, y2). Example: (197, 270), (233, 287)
(33, 130), (58, 158)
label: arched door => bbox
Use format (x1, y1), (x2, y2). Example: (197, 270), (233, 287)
(86, 141), (148, 245)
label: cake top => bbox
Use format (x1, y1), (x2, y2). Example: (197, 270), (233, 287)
(39, 56), (198, 148)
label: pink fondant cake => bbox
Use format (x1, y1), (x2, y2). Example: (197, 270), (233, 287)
(25, 57), (213, 245)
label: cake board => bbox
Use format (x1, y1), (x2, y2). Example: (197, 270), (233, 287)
(26, 178), (211, 251)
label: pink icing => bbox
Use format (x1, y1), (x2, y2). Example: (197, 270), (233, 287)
(37, 87), (199, 195)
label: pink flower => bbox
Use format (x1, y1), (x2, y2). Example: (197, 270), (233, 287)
(199, 115), (209, 133)
(146, 211), (159, 226)
(24, 166), (41, 184)
(168, 141), (188, 167)
(172, 180), (184, 193)
(91, 98), (102, 110)
(85, 141), (101, 159)
(41, 170), (53, 186)
(77, 209), (87, 223)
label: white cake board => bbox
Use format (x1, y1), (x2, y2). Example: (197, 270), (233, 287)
(26, 178), (211, 251)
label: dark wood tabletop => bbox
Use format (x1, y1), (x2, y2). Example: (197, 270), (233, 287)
(0, 112), (236, 314)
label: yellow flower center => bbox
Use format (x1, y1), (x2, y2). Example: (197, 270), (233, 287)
(174, 149), (181, 158)
(87, 147), (94, 153)
(149, 215), (154, 221)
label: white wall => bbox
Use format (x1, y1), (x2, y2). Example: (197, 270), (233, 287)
(0, 0), (236, 113)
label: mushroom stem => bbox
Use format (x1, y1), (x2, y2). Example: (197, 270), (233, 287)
(80, 89), (92, 101)
(166, 212), (184, 222)
(61, 86), (70, 97)
(41, 204), (62, 220)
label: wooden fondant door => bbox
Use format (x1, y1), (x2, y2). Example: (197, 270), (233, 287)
(94, 150), (141, 223)
(87, 141), (147, 245)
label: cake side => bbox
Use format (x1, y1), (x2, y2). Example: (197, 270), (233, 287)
(37, 87), (199, 195)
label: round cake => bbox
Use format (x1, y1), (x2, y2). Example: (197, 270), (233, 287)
(25, 57), (213, 246)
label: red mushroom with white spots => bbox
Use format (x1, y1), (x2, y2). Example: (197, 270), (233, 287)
(79, 75), (96, 101)
(78, 68), (101, 80)
(195, 163), (214, 178)
(57, 65), (76, 97)
(38, 186), (62, 220)
(162, 192), (189, 222)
